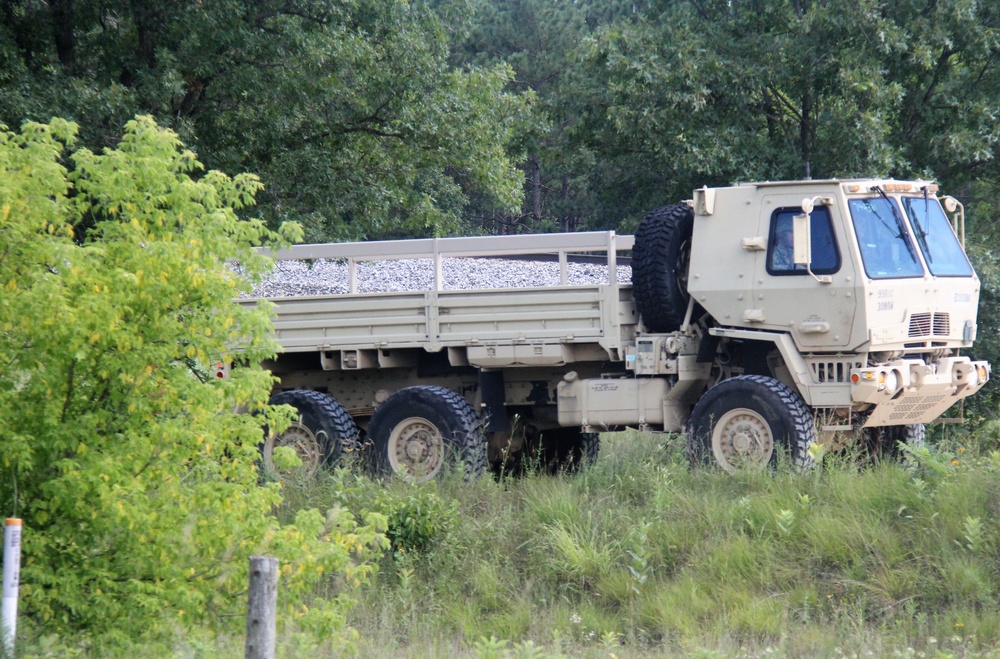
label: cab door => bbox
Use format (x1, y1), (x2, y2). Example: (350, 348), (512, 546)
(751, 194), (857, 350)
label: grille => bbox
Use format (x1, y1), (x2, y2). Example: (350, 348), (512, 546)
(887, 394), (949, 422)
(809, 360), (862, 383)
(908, 312), (950, 338)
(933, 314), (950, 336)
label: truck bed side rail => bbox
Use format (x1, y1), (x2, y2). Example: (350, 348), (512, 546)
(261, 231), (635, 293)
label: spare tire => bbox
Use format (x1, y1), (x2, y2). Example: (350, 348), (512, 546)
(632, 203), (695, 333)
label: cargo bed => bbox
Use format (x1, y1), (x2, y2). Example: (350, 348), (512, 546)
(243, 232), (638, 367)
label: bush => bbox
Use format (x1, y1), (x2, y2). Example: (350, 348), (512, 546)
(0, 117), (386, 645)
(370, 483), (460, 553)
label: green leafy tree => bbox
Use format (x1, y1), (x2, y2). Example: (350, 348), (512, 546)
(563, 0), (1000, 229)
(0, 0), (531, 241)
(447, 0), (644, 234)
(0, 116), (387, 644)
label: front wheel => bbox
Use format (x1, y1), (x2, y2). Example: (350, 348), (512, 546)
(368, 386), (486, 482)
(687, 375), (816, 472)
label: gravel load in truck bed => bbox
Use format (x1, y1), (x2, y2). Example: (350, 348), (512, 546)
(243, 258), (633, 298)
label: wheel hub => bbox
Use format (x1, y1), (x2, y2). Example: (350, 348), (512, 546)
(405, 437), (428, 460)
(389, 417), (444, 481)
(712, 408), (774, 472)
(731, 430), (753, 453)
(267, 422), (324, 478)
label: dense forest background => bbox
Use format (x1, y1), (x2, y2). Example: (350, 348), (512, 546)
(3, 0), (1000, 405)
(5, 0), (1000, 239)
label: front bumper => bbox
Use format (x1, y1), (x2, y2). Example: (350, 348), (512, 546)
(852, 356), (990, 426)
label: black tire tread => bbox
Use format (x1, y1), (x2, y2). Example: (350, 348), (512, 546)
(581, 432), (601, 465)
(686, 374), (816, 471)
(369, 385), (486, 479)
(268, 389), (360, 466)
(632, 203), (695, 333)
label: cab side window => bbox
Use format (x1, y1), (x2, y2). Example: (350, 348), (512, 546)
(766, 207), (840, 276)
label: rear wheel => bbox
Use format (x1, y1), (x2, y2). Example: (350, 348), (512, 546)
(687, 375), (815, 472)
(632, 203), (696, 332)
(264, 390), (359, 479)
(368, 386), (486, 481)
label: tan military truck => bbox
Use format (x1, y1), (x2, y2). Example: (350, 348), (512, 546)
(247, 178), (990, 480)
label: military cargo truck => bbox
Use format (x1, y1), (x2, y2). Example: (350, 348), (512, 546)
(245, 179), (990, 480)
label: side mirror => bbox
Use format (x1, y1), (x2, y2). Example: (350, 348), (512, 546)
(941, 195), (965, 247)
(792, 213), (811, 265)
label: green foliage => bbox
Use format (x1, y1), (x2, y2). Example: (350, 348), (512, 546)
(341, 430), (1000, 657)
(464, 0), (1000, 233)
(0, 117), (386, 644)
(625, 521), (653, 596)
(472, 634), (509, 659)
(0, 0), (532, 241)
(369, 482), (460, 553)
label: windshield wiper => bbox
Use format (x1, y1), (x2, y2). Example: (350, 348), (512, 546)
(871, 185), (919, 263)
(915, 186), (933, 264)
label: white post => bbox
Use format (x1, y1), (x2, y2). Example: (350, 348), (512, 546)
(607, 231), (618, 286)
(348, 258), (358, 294)
(2, 519), (22, 653)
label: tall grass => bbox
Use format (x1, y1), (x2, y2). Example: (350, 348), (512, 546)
(331, 430), (1000, 658)
(17, 430), (998, 657)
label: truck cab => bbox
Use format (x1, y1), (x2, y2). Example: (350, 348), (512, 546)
(685, 179), (988, 428)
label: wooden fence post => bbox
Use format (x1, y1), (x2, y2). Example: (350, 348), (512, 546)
(245, 556), (278, 659)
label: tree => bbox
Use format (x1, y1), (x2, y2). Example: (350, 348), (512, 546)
(447, 0), (645, 234)
(0, 117), (387, 644)
(562, 0), (1000, 229)
(0, 0), (531, 241)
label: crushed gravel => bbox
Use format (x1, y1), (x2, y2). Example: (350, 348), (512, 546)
(242, 258), (632, 298)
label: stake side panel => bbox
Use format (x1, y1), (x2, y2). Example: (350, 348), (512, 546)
(243, 285), (638, 364)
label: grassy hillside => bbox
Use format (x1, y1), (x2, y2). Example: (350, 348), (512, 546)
(16, 427), (999, 658)
(271, 427), (1000, 658)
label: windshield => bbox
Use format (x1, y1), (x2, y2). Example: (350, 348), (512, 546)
(849, 198), (924, 279)
(901, 196), (974, 277)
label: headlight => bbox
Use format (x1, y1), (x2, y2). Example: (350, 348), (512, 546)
(883, 369), (899, 393)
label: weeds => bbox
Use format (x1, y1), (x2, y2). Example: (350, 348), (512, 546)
(15, 429), (1000, 658)
(340, 429), (1000, 657)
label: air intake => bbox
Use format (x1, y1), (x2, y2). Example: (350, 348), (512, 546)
(933, 313), (950, 336)
(908, 312), (950, 337)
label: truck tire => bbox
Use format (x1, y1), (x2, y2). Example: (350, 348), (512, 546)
(368, 385), (486, 482)
(632, 203), (695, 333)
(264, 389), (359, 478)
(863, 423), (926, 462)
(687, 375), (816, 472)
